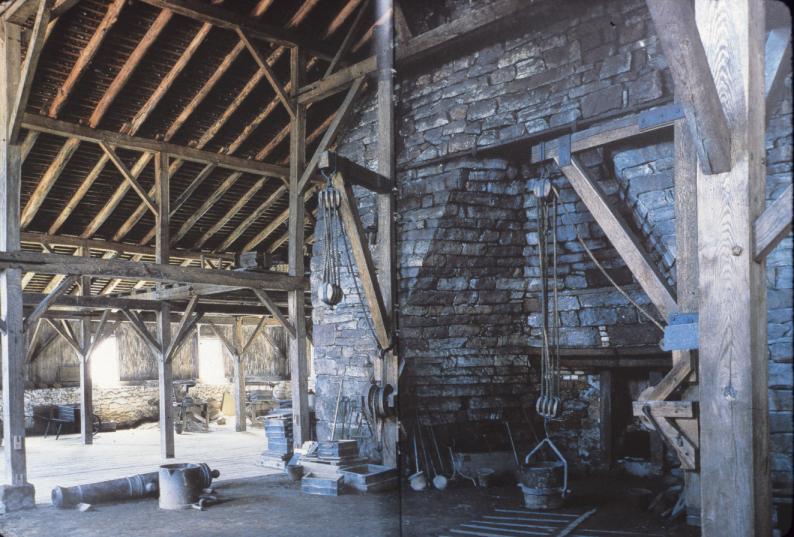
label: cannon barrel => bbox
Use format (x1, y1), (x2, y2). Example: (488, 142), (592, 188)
(52, 463), (219, 508)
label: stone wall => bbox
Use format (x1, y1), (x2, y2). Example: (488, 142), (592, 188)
(0, 383), (230, 430)
(311, 0), (793, 484)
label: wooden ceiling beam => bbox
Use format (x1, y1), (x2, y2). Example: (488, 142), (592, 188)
(21, 231), (234, 260)
(47, 20), (213, 236)
(7, 0), (52, 144)
(170, 172), (242, 245)
(122, 283), (244, 302)
(227, 108), (335, 253)
(296, 76), (366, 192)
(41, 310), (290, 325)
(237, 28), (295, 118)
(100, 142), (158, 215)
(71, 0), (279, 242)
(242, 187), (317, 252)
(215, 185), (286, 253)
(20, 137), (80, 228)
(115, 0), (328, 244)
(169, 163), (216, 217)
(19, 2), (171, 229)
(266, 210), (315, 254)
(325, 0), (370, 77)
(196, 178), (266, 248)
(0, 251), (307, 291)
(89, 9), (173, 128)
(22, 114), (288, 177)
(47, 0), (125, 118)
(136, 0), (334, 60)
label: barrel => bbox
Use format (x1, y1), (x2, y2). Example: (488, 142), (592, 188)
(158, 463), (219, 510)
(518, 461), (565, 509)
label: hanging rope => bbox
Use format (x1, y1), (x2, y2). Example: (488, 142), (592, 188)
(318, 170), (344, 308)
(548, 184), (665, 332)
(533, 170), (561, 422)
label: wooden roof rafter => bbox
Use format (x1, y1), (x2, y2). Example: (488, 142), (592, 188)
(46, 13), (215, 236)
(108, 0), (326, 245)
(129, 0), (363, 250)
(20, 0), (127, 229)
(11, 0), (378, 303)
(136, 0), (336, 60)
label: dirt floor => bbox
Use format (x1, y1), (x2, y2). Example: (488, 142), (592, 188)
(0, 422), (270, 504)
(0, 472), (699, 537)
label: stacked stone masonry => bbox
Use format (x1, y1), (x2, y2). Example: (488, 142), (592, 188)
(310, 0), (792, 484)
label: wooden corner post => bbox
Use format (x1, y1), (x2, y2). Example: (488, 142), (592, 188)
(694, 1), (770, 535)
(155, 151), (175, 458)
(289, 46), (310, 448)
(0, 17), (34, 506)
(376, 0), (398, 468)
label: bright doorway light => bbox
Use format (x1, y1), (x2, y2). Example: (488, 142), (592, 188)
(90, 336), (120, 388)
(199, 338), (226, 384)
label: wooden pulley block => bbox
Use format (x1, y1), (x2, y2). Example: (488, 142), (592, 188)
(320, 282), (343, 306)
(319, 186), (341, 209)
(530, 178), (553, 200)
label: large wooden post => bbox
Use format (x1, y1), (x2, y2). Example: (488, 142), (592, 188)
(233, 317), (247, 432)
(695, 1), (769, 535)
(288, 47), (310, 447)
(155, 151), (174, 458)
(375, 0), (398, 468)
(674, 120), (701, 524)
(79, 248), (93, 444)
(0, 18), (34, 511)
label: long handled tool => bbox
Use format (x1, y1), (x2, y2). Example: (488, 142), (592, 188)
(330, 363), (347, 440)
(408, 424), (427, 491)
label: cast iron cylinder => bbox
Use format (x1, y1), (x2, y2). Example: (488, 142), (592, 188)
(52, 472), (159, 508)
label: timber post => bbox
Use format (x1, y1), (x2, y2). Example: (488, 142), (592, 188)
(0, 15), (35, 511)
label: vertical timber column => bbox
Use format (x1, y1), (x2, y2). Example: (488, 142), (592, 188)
(0, 19), (34, 510)
(289, 47), (310, 448)
(674, 120), (701, 524)
(375, 0), (398, 468)
(233, 317), (247, 432)
(695, 1), (769, 535)
(155, 151), (174, 458)
(79, 248), (93, 444)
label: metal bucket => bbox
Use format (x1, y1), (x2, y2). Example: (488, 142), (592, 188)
(158, 463), (218, 510)
(519, 461), (565, 509)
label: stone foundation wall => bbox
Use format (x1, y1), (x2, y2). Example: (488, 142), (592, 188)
(0, 383), (229, 430)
